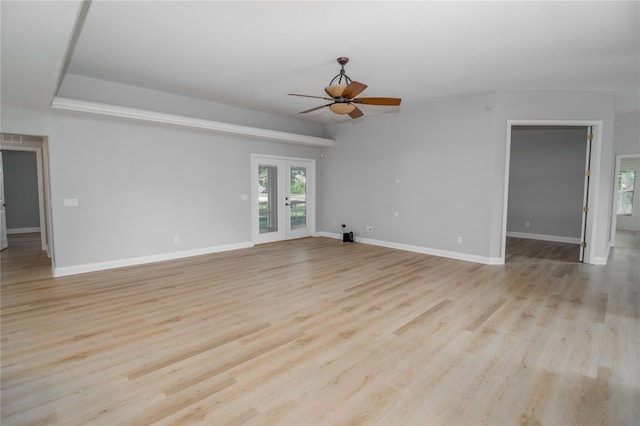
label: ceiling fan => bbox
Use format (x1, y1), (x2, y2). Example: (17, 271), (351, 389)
(289, 57), (402, 119)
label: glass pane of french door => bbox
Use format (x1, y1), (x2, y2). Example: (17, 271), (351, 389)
(259, 165), (278, 234)
(289, 166), (307, 231)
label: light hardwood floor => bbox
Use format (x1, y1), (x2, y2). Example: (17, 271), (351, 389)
(505, 237), (580, 264)
(1, 233), (639, 425)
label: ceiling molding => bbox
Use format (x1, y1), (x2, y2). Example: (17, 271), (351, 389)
(50, 97), (334, 147)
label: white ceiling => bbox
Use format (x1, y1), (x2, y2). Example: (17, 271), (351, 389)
(2, 1), (639, 123)
(0, 0), (83, 110)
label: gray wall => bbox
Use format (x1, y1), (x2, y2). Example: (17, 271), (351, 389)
(43, 112), (321, 269)
(2, 150), (40, 230)
(614, 111), (640, 155)
(320, 91), (496, 259)
(507, 127), (587, 239)
(1, 86), (618, 270)
(2, 76), (323, 271)
(321, 89), (616, 264)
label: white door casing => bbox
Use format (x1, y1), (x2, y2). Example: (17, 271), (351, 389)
(0, 152), (8, 250)
(579, 126), (593, 262)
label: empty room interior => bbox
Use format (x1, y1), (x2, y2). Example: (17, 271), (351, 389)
(1, 1), (639, 425)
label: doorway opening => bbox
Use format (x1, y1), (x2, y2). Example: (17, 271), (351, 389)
(0, 134), (53, 262)
(501, 121), (602, 264)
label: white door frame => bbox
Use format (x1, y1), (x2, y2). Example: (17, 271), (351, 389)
(610, 153), (640, 247)
(578, 126), (593, 262)
(501, 120), (603, 264)
(0, 152), (8, 250)
(251, 154), (316, 244)
(0, 139), (52, 255)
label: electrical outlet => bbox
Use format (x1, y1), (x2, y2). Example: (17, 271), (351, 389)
(456, 236), (463, 244)
(174, 234), (180, 244)
(366, 226), (373, 232)
(525, 221), (531, 228)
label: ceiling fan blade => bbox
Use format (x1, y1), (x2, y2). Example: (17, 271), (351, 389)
(289, 93), (334, 101)
(299, 103), (334, 114)
(353, 97), (402, 106)
(342, 81), (368, 99)
(348, 106), (364, 119)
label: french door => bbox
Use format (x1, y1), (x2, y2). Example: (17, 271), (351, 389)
(251, 155), (315, 244)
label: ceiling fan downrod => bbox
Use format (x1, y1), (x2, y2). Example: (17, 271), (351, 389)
(329, 57), (352, 87)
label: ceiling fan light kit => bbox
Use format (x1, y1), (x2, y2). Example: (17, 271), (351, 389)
(289, 57), (401, 119)
(329, 103), (356, 115)
(325, 84), (348, 99)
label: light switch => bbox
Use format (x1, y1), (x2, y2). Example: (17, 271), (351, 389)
(240, 194), (249, 201)
(64, 198), (78, 207)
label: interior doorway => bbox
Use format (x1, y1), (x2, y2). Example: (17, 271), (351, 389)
(502, 121), (602, 264)
(0, 134), (52, 257)
(251, 154), (315, 244)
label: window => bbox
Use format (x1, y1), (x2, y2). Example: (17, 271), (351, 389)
(259, 165), (278, 233)
(617, 169), (636, 215)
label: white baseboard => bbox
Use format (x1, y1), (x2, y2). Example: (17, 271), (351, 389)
(506, 231), (581, 244)
(53, 241), (254, 277)
(591, 256), (608, 265)
(591, 241), (611, 266)
(616, 225), (640, 231)
(315, 232), (502, 265)
(7, 227), (41, 234)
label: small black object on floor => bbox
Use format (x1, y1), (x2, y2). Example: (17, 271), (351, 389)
(342, 224), (354, 243)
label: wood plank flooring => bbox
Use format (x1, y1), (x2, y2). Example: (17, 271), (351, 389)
(505, 237), (580, 263)
(1, 233), (639, 425)
(615, 229), (640, 250)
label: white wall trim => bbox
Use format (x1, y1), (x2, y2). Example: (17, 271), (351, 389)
(7, 227), (41, 234)
(591, 256), (608, 266)
(53, 241), (254, 277)
(51, 97), (334, 147)
(315, 232), (503, 265)
(594, 241), (612, 265)
(506, 231), (581, 244)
